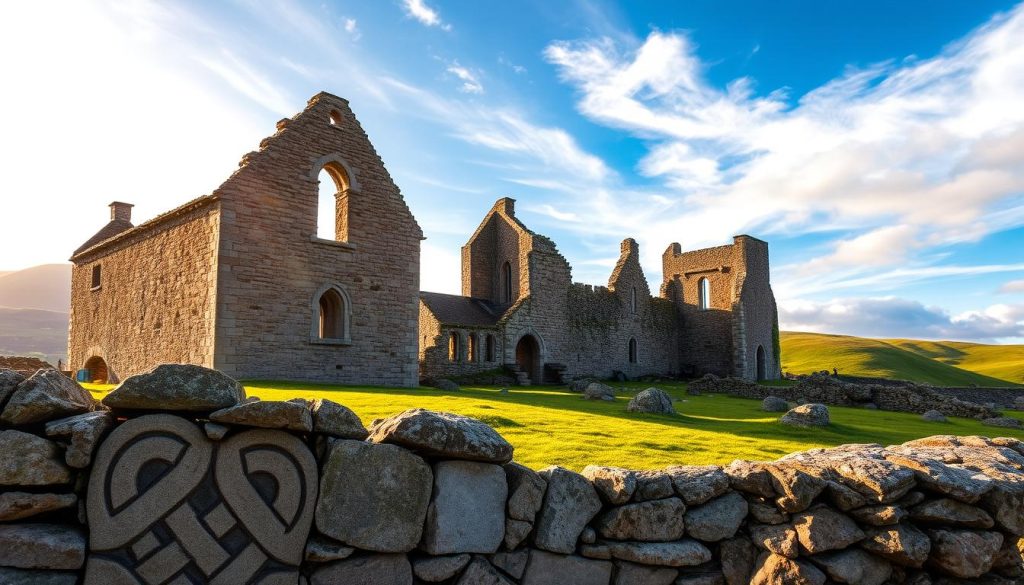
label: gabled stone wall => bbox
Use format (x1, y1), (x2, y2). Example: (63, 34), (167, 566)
(3, 365), (1023, 584)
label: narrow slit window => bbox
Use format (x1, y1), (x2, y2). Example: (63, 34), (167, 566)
(628, 338), (638, 364)
(449, 332), (461, 362)
(698, 277), (711, 310)
(91, 265), (102, 289)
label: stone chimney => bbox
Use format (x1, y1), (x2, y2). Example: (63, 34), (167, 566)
(492, 197), (516, 217)
(109, 201), (134, 223)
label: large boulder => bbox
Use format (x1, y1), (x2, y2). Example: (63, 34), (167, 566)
(309, 553), (412, 585)
(0, 430), (72, 486)
(684, 491), (747, 542)
(594, 497), (686, 541)
(209, 397), (313, 431)
(627, 388), (675, 414)
(982, 416), (1023, 429)
(0, 524), (85, 570)
(434, 379), (460, 392)
(582, 465), (636, 505)
(1, 369), (95, 425)
(761, 396), (789, 413)
(521, 550), (613, 585)
(422, 460), (507, 555)
(102, 364), (245, 412)
(780, 404), (830, 427)
(311, 398), (368, 439)
(369, 409), (514, 463)
(921, 410), (947, 423)
(315, 439), (432, 552)
(505, 462), (547, 522)
(44, 411), (113, 469)
(584, 382), (615, 401)
(533, 466), (603, 554)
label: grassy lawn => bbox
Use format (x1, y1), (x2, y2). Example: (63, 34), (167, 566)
(84, 381), (1024, 471)
(781, 331), (1022, 387)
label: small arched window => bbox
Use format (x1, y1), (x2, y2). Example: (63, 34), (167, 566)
(317, 161), (351, 241)
(628, 338), (638, 364)
(329, 109), (344, 126)
(485, 334), (496, 362)
(312, 284), (351, 344)
(449, 331), (461, 362)
(499, 261), (513, 304)
(468, 334), (478, 362)
(630, 286), (637, 314)
(698, 277), (711, 310)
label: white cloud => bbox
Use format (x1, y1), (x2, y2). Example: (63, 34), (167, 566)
(402, 0), (450, 30)
(544, 7), (1024, 291)
(780, 297), (1024, 341)
(999, 279), (1024, 294)
(446, 61), (484, 94)
(343, 17), (360, 40)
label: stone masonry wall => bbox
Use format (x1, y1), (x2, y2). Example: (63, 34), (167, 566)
(3, 364), (1024, 584)
(68, 201), (221, 382)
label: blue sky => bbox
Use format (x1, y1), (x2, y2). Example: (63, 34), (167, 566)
(1, 0), (1023, 342)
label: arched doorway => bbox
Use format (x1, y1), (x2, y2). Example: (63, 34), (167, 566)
(84, 356), (109, 384)
(756, 345), (767, 381)
(515, 334), (541, 384)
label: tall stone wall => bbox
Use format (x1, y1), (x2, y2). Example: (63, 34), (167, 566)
(68, 201), (221, 382)
(2, 365), (1024, 584)
(212, 93), (422, 387)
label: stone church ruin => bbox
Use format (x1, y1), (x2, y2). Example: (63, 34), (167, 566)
(68, 92), (780, 386)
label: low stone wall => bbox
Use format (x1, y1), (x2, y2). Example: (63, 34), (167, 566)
(691, 372), (1002, 418)
(2, 365), (1024, 584)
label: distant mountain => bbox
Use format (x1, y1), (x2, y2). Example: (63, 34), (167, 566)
(781, 331), (1023, 387)
(0, 264), (72, 312)
(0, 307), (69, 367)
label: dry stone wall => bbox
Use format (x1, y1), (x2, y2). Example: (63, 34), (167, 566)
(2, 364), (1024, 584)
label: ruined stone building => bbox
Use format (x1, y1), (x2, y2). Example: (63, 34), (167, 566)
(68, 92), (779, 387)
(418, 198), (781, 384)
(69, 93), (422, 386)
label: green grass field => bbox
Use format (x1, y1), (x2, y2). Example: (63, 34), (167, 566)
(84, 381), (1024, 471)
(781, 331), (1024, 387)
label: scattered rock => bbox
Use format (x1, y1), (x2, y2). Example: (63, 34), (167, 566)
(311, 398), (368, 439)
(582, 465), (637, 505)
(684, 491), (748, 542)
(595, 497), (686, 541)
(304, 536), (355, 562)
(1, 369), (95, 425)
(603, 540), (712, 567)
(309, 553), (412, 585)
(569, 378), (596, 393)
(44, 411), (113, 468)
(413, 553), (471, 582)
(422, 461), (507, 555)
(505, 462), (547, 522)
(434, 379), (460, 392)
(0, 524), (85, 570)
(982, 416), (1023, 429)
(792, 505), (865, 553)
(667, 465), (730, 506)
(860, 523), (931, 567)
(209, 397), (313, 431)
(627, 388), (675, 414)
(921, 410), (947, 423)
(810, 548), (892, 585)
(521, 550), (613, 585)
(761, 396), (789, 412)
(0, 430), (72, 486)
(613, 560), (678, 585)
(909, 498), (994, 529)
(750, 553), (825, 585)
(102, 364), (245, 412)
(0, 492), (77, 522)
(780, 404), (830, 427)
(369, 408), (514, 463)
(533, 466), (602, 554)
(926, 528), (1003, 579)
(584, 382), (615, 401)
(315, 439), (432, 552)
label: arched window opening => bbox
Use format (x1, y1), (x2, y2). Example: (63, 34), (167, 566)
(499, 261), (513, 304)
(449, 332), (462, 362)
(485, 334), (496, 362)
(630, 286), (637, 314)
(468, 334), (478, 362)
(83, 356), (108, 384)
(329, 109), (344, 126)
(756, 345), (768, 381)
(91, 264), (102, 289)
(318, 289), (345, 339)
(628, 338), (638, 364)
(698, 277), (711, 310)
(317, 162), (351, 241)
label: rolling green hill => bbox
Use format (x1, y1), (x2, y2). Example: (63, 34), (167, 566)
(780, 331), (1024, 387)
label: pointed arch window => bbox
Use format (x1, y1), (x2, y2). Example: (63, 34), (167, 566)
(311, 284), (352, 344)
(628, 338), (638, 364)
(499, 261), (513, 304)
(317, 161), (352, 241)
(698, 277), (711, 310)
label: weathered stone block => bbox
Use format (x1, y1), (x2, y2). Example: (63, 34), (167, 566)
(422, 460), (507, 555)
(533, 466), (602, 554)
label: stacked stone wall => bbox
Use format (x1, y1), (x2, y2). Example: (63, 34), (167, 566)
(3, 364), (1024, 584)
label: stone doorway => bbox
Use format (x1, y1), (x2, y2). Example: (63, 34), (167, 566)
(515, 334), (541, 384)
(84, 356), (109, 384)
(756, 345), (767, 381)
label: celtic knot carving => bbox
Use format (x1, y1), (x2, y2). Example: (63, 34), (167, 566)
(84, 415), (317, 585)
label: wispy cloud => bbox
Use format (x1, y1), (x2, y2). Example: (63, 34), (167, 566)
(446, 61), (484, 94)
(402, 0), (450, 30)
(999, 279), (1024, 294)
(344, 17), (360, 40)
